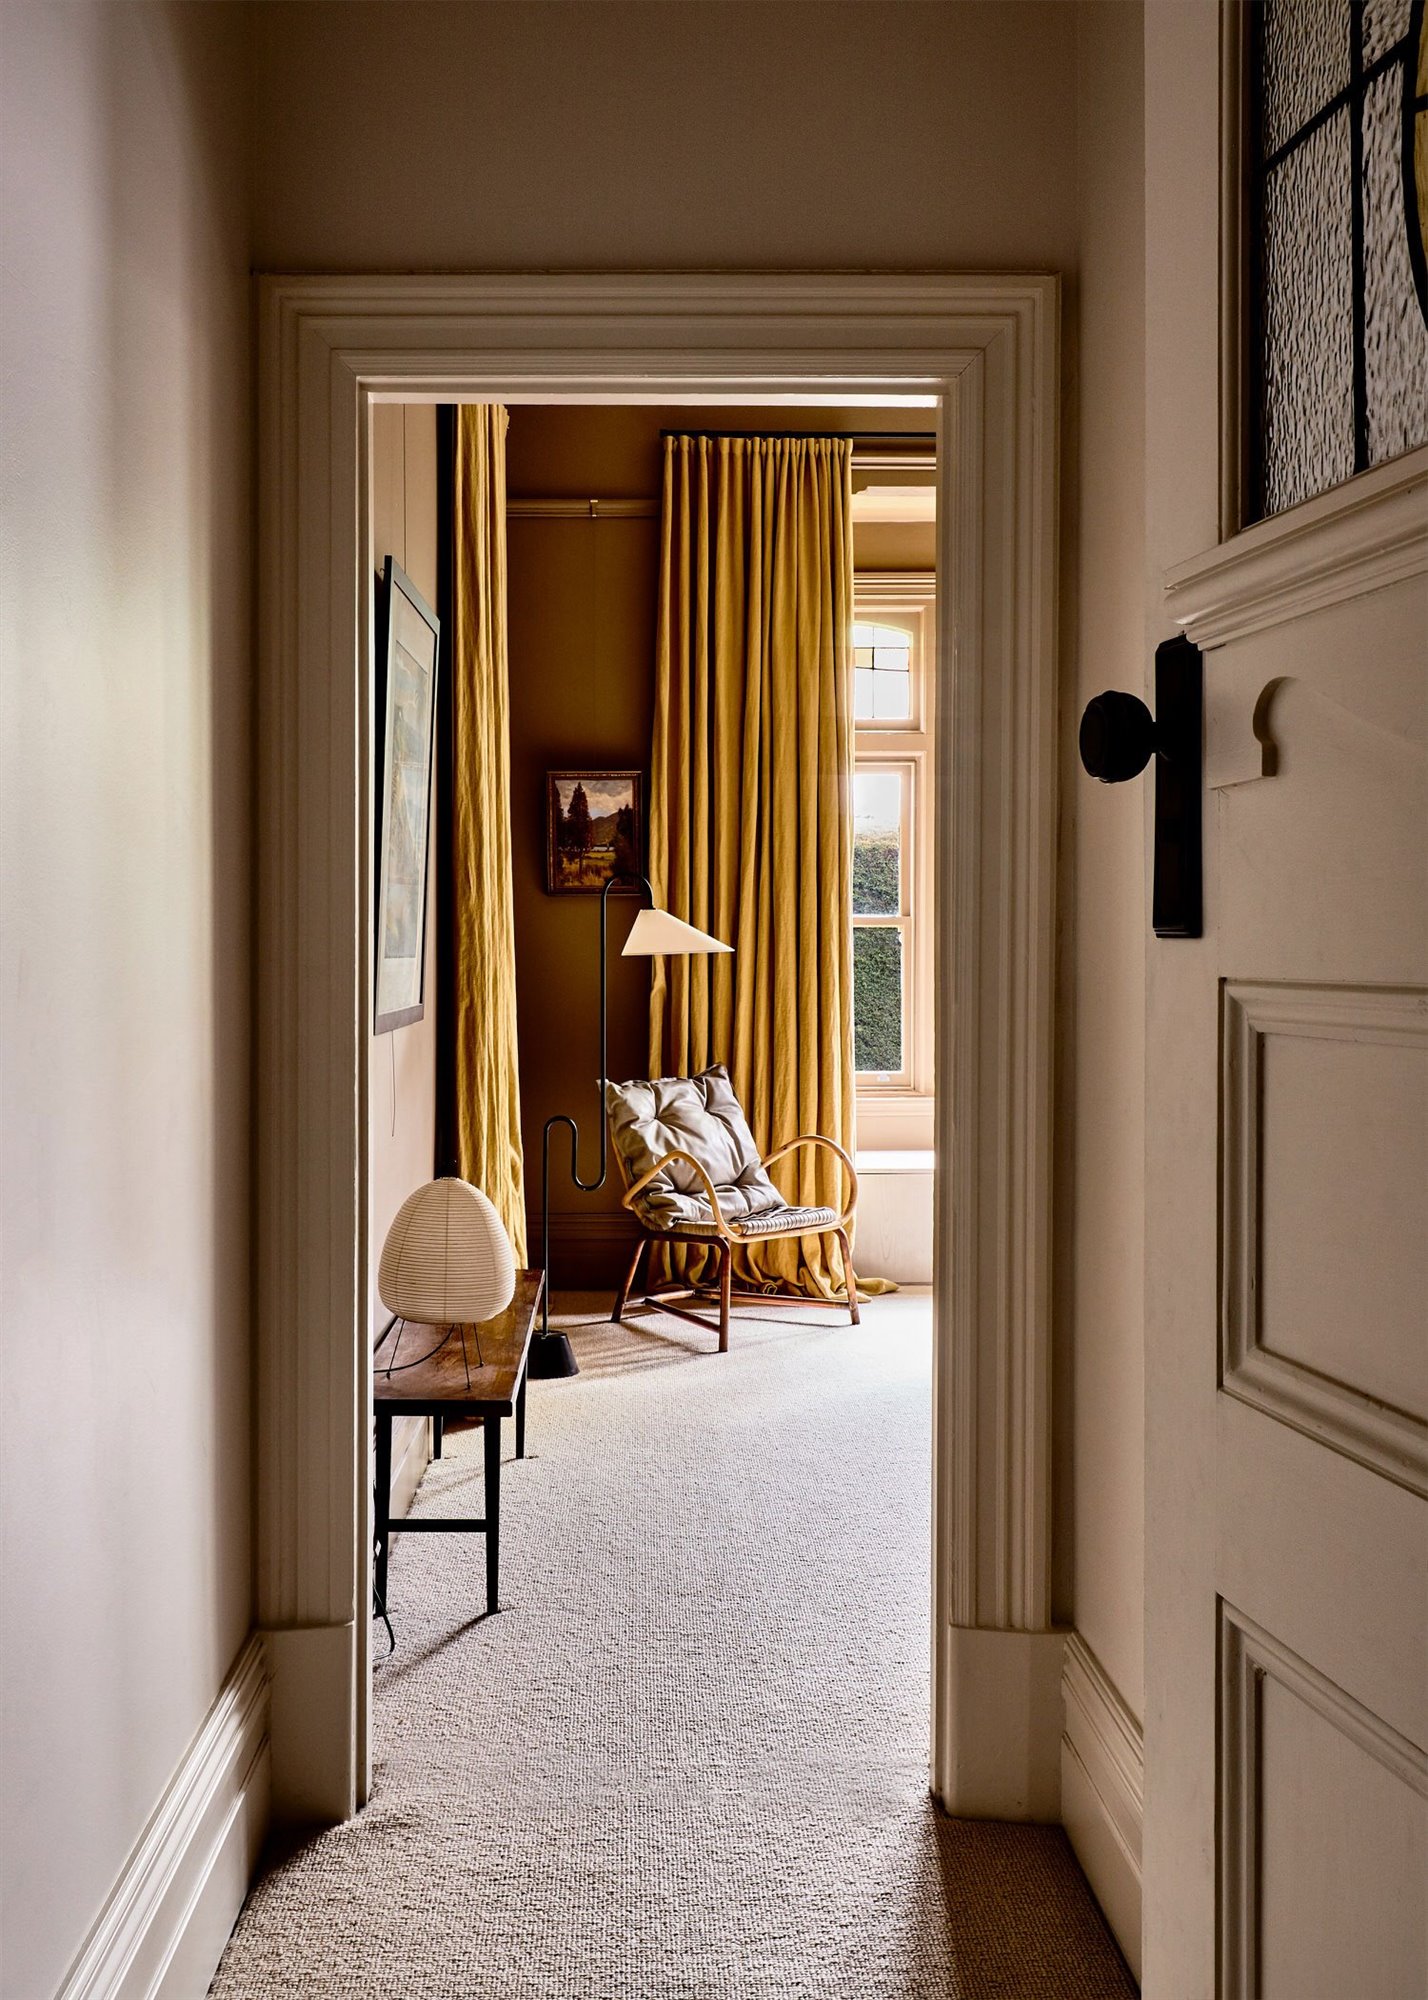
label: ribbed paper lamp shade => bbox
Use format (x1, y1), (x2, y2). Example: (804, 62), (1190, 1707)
(378, 1178), (516, 1325)
(622, 907), (732, 957)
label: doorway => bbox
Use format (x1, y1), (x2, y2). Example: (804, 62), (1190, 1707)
(254, 276), (1061, 1826)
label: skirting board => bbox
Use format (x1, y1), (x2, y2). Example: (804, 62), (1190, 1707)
(57, 1633), (270, 2000)
(265, 1622), (357, 1823)
(1060, 1632), (1143, 1981)
(938, 1625), (1064, 1819)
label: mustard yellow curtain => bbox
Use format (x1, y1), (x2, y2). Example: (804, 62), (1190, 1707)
(452, 405), (527, 1261)
(648, 434), (858, 1299)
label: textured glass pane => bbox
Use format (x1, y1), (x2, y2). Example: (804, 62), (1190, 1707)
(854, 646), (874, 668)
(853, 927), (903, 1074)
(852, 770), (901, 915)
(1363, 65), (1428, 465)
(852, 623), (881, 649)
(1361, 0), (1411, 64)
(873, 645), (910, 671)
(854, 667), (874, 719)
(872, 670), (912, 720)
(1260, 109), (1356, 515)
(1260, 0), (1350, 156)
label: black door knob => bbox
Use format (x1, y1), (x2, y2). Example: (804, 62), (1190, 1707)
(1079, 690), (1157, 783)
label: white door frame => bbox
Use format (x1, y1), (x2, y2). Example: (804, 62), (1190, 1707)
(255, 274), (1063, 1821)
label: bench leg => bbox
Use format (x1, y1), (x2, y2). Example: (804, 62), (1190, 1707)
(483, 1412), (501, 1614)
(835, 1228), (861, 1325)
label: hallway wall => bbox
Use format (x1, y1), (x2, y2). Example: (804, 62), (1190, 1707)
(0, 5), (254, 1995)
(1055, 2), (1148, 1971)
(247, 0), (1079, 275)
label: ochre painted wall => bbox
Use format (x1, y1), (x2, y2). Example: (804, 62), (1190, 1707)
(0, 6), (253, 1993)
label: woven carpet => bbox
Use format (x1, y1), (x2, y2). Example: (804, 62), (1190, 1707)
(212, 1293), (1134, 1999)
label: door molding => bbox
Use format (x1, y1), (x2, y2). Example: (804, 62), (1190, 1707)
(1221, 979), (1428, 1497)
(1218, 1602), (1428, 2000)
(255, 272), (1061, 1819)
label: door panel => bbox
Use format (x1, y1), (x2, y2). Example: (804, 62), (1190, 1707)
(1221, 980), (1428, 1490)
(1144, 8), (1428, 1992)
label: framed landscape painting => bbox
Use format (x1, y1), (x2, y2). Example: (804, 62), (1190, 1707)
(374, 557), (439, 1032)
(545, 770), (643, 893)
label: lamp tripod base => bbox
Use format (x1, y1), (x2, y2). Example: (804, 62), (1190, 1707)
(528, 1329), (579, 1379)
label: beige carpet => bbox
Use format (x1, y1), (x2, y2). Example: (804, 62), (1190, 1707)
(212, 1293), (1134, 1999)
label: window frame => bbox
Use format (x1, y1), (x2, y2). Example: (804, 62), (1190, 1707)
(852, 575), (935, 1135)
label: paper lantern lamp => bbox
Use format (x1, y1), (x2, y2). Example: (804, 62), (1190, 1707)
(379, 1177), (516, 1327)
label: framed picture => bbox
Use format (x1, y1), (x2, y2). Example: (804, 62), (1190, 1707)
(545, 769), (644, 894)
(374, 557), (439, 1033)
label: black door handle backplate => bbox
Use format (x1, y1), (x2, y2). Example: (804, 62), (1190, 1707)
(1079, 635), (1202, 939)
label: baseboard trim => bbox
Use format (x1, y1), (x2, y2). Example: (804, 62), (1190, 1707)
(1061, 1632), (1143, 1981)
(57, 1633), (270, 2000)
(937, 1624), (1064, 1819)
(265, 1621), (357, 1823)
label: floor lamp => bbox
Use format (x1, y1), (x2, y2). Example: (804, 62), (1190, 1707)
(529, 871), (732, 1379)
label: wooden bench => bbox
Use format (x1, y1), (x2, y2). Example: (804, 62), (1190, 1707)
(373, 1268), (544, 1619)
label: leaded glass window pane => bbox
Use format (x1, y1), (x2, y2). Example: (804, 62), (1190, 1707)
(1260, 110), (1357, 511)
(1249, 0), (1428, 521)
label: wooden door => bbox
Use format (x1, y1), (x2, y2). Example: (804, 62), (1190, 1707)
(1144, 7), (1428, 1994)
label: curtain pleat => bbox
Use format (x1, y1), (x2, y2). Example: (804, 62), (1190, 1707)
(648, 434), (859, 1299)
(452, 406), (527, 1262)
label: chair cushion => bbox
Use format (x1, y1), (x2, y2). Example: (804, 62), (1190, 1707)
(727, 1203), (839, 1238)
(605, 1064), (782, 1229)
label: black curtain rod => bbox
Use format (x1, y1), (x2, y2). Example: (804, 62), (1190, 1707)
(659, 428), (937, 443)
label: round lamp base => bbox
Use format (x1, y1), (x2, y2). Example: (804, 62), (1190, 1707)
(527, 1331), (579, 1379)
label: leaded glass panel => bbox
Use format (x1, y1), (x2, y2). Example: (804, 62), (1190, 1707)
(1260, 0), (1351, 153)
(1261, 111), (1357, 511)
(1249, 0), (1428, 521)
(1364, 64), (1428, 460)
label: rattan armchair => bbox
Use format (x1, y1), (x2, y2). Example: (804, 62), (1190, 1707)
(605, 1065), (860, 1352)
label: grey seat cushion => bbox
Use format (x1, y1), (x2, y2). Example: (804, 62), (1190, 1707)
(606, 1064), (784, 1230)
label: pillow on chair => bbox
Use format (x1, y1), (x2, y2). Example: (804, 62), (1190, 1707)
(605, 1064), (781, 1228)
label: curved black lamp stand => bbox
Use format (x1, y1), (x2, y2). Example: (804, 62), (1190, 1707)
(527, 870), (656, 1379)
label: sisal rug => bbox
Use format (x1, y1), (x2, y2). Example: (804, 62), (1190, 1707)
(212, 1293), (1134, 1998)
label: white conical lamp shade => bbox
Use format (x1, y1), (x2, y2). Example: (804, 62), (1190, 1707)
(622, 907), (733, 957)
(378, 1178), (516, 1325)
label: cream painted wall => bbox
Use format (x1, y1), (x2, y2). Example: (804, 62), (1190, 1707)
(0, 6), (253, 1996)
(247, 1), (1078, 275)
(1058, 1), (1147, 1723)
